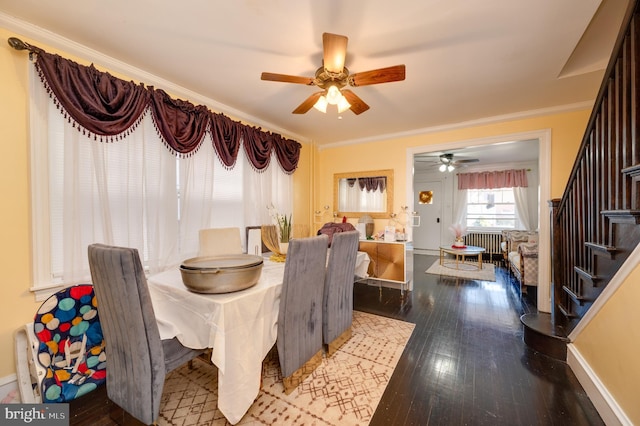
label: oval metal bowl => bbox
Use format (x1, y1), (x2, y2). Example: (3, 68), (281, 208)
(179, 254), (264, 294)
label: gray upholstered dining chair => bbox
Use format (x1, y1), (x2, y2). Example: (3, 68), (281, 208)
(87, 243), (204, 425)
(322, 230), (360, 356)
(277, 234), (329, 394)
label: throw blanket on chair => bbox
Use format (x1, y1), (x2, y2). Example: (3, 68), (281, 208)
(317, 222), (356, 247)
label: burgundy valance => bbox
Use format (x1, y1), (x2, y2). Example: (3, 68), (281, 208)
(344, 177), (386, 192)
(457, 169), (528, 190)
(242, 126), (273, 171)
(210, 112), (241, 169)
(358, 177), (386, 193)
(149, 88), (210, 155)
(34, 51), (301, 173)
(35, 52), (150, 137)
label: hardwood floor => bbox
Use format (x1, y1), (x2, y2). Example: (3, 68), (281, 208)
(71, 253), (603, 425)
(354, 253), (604, 426)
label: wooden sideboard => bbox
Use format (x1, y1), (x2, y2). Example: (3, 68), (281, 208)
(358, 240), (413, 291)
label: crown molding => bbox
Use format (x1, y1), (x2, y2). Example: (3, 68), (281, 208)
(319, 101), (593, 150)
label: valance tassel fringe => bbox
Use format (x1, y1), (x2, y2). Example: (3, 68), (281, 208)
(17, 36), (301, 173)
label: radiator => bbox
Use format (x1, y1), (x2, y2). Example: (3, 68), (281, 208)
(463, 232), (502, 255)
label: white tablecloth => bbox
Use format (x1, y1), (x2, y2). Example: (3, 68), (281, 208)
(147, 259), (285, 424)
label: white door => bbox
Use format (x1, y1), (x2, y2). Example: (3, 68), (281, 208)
(413, 180), (442, 251)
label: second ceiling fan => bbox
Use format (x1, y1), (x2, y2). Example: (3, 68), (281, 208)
(261, 32), (406, 115)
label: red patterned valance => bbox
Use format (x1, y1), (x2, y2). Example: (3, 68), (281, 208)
(35, 51), (301, 173)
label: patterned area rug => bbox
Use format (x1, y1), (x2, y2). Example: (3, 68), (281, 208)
(425, 259), (496, 281)
(159, 311), (415, 425)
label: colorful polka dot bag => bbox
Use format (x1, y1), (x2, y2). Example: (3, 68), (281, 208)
(33, 284), (107, 402)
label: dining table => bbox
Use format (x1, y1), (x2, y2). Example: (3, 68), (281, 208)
(147, 256), (286, 424)
(146, 249), (370, 424)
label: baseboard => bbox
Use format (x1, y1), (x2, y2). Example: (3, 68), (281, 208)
(413, 249), (438, 256)
(567, 344), (631, 425)
(356, 278), (413, 292)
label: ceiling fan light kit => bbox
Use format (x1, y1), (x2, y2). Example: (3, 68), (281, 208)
(415, 152), (479, 172)
(313, 96), (328, 113)
(313, 84), (351, 114)
(261, 32), (406, 115)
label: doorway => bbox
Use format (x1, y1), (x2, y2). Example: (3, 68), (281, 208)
(405, 129), (552, 313)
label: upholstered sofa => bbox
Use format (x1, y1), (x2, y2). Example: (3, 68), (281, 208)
(501, 230), (538, 292)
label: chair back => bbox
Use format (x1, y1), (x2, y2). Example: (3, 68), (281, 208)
(323, 231), (360, 353)
(277, 235), (328, 386)
(87, 243), (166, 425)
(198, 227), (243, 257)
(33, 284), (107, 402)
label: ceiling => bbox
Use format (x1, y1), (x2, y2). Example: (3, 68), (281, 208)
(413, 139), (539, 172)
(0, 0), (631, 149)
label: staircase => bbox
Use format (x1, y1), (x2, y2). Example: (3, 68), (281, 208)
(522, 0), (640, 360)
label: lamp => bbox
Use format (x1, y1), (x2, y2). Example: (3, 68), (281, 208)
(326, 85), (342, 104)
(337, 95), (351, 113)
(313, 84), (351, 113)
(313, 96), (328, 113)
(439, 154), (455, 172)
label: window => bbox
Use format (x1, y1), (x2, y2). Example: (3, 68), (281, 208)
(465, 188), (516, 229)
(29, 66), (292, 299)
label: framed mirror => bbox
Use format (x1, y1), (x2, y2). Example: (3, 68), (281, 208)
(333, 169), (394, 219)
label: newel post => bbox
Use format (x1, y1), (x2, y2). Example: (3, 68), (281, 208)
(548, 199), (562, 325)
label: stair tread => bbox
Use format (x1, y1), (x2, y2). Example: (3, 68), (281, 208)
(621, 163), (640, 176)
(574, 266), (597, 280)
(562, 285), (586, 304)
(520, 313), (570, 341)
(584, 242), (616, 253)
(601, 210), (640, 224)
(557, 303), (578, 318)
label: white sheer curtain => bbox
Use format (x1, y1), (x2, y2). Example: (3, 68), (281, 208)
(176, 136), (216, 263)
(452, 189), (468, 226)
(30, 65), (292, 291)
(172, 143), (293, 264)
(513, 187), (532, 230)
(45, 108), (179, 284)
(338, 179), (385, 212)
(339, 180), (359, 212)
(242, 150), (293, 228)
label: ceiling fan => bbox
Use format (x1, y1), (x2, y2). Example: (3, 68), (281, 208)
(415, 153), (479, 172)
(260, 32), (406, 115)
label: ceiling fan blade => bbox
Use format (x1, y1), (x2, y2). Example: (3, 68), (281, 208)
(292, 92), (324, 114)
(261, 72), (314, 85)
(323, 33), (348, 73)
(341, 89), (370, 115)
(350, 65), (406, 86)
(454, 159), (480, 164)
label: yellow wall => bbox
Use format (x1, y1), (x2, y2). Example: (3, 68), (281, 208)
(572, 264), (640, 423)
(1, 28), (40, 379)
(316, 110), (590, 233)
